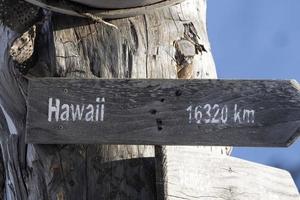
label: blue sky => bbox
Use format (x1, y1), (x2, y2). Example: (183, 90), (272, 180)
(208, 0), (300, 189)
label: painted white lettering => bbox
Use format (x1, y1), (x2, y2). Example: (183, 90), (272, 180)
(243, 109), (255, 123)
(100, 98), (105, 122)
(48, 98), (60, 122)
(95, 98), (100, 121)
(221, 105), (228, 124)
(186, 105), (193, 124)
(71, 104), (85, 121)
(85, 104), (94, 121)
(234, 104), (241, 123)
(211, 104), (220, 124)
(194, 106), (202, 124)
(47, 97), (105, 122)
(60, 104), (70, 121)
(203, 104), (211, 123)
(187, 103), (255, 125)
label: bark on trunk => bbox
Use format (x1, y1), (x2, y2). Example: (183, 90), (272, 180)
(0, 0), (231, 199)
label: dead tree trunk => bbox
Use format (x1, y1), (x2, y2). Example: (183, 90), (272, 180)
(0, 0), (231, 199)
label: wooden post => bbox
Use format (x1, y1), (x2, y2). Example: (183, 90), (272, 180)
(0, 0), (232, 198)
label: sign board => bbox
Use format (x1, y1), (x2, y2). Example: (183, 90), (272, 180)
(155, 146), (300, 200)
(26, 78), (300, 146)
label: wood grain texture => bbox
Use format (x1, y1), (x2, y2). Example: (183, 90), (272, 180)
(0, 26), (30, 200)
(0, 0), (233, 199)
(155, 146), (300, 200)
(26, 79), (300, 146)
(24, 0), (225, 198)
(0, 108), (8, 200)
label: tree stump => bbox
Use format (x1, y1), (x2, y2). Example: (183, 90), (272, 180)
(0, 0), (231, 199)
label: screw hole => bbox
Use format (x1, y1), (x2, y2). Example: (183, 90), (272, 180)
(175, 90), (182, 96)
(156, 119), (163, 131)
(69, 180), (75, 187)
(149, 109), (157, 115)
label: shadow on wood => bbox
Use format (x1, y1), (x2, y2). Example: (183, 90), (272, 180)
(0, 0), (232, 198)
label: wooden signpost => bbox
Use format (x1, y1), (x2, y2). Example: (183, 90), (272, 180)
(1, 0), (299, 199)
(26, 78), (300, 146)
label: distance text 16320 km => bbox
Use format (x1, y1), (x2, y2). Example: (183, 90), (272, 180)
(186, 104), (255, 125)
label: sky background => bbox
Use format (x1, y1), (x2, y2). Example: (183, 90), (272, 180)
(207, 0), (300, 190)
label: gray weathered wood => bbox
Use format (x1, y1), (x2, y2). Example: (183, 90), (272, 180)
(26, 78), (300, 146)
(155, 146), (300, 200)
(0, 26), (29, 199)
(0, 0), (232, 199)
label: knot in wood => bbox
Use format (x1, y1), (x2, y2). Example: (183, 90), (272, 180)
(10, 26), (37, 73)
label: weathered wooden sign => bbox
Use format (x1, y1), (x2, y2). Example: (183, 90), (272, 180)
(155, 146), (300, 200)
(26, 78), (300, 146)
